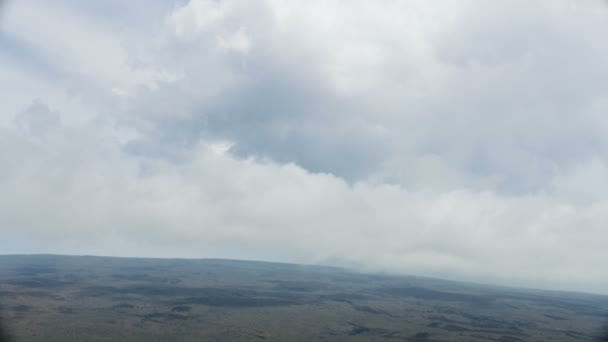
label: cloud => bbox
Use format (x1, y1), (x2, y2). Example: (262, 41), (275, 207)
(2, 0), (608, 293)
(12, 100), (61, 135)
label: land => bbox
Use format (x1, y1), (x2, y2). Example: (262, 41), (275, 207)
(0, 254), (606, 341)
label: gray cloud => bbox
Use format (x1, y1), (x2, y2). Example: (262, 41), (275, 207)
(2, 0), (608, 293)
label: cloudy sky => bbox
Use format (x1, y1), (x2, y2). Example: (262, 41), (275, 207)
(2, 0), (608, 293)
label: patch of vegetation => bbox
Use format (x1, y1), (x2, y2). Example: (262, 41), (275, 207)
(56, 306), (74, 314)
(13, 265), (58, 276)
(171, 305), (191, 312)
(383, 286), (492, 305)
(9, 277), (73, 289)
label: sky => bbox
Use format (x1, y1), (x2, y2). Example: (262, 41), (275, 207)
(1, 0), (608, 294)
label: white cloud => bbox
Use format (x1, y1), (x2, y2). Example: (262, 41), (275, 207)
(2, 0), (608, 293)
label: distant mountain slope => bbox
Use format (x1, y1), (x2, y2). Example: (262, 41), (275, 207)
(0, 255), (606, 341)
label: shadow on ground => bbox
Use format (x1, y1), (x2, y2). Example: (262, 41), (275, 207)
(598, 323), (608, 341)
(0, 314), (10, 342)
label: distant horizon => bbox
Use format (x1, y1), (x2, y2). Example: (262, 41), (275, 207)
(4, 253), (608, 298)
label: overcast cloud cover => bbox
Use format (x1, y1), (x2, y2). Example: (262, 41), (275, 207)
(2, 0), (608, 293)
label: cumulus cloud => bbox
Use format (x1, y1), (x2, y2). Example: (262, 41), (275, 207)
(2, 0), (608, 293)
